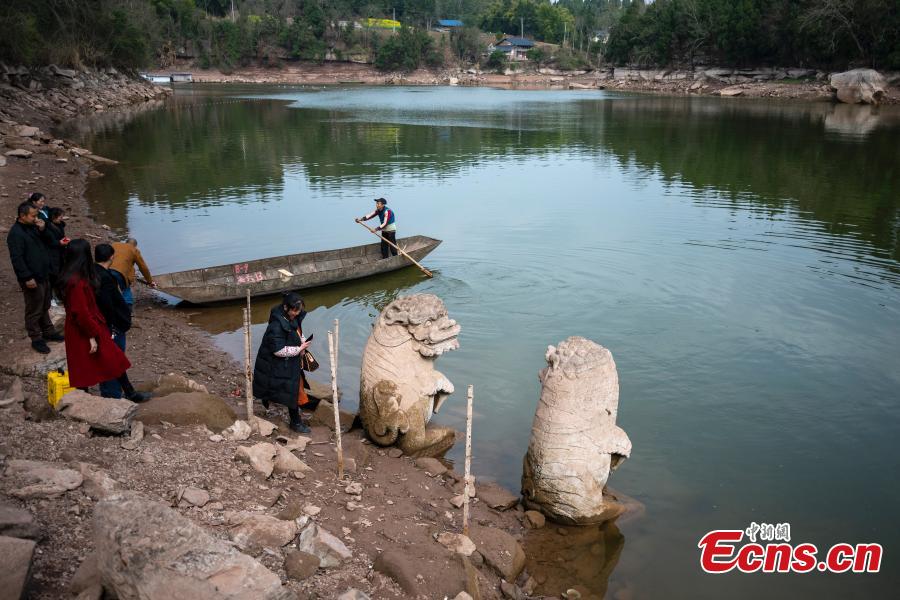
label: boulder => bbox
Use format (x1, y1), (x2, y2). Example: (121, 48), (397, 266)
(4, 460), (83, 499)
(467, 524), (526, 582)
(0, 535), (35, 600)
(273, 445), (312, 475)
(0, 504), (41, 539)
(234, 443), (277, 478)
(2, 340), (66, 377)
(93, 493), (294, 599)
(476, 481), (518, 511)
(135, 392), (236, 432)
(56, 391), (137, 435)
(180, 487), (210, 507)
(224, 419), (253, 441)
(15, 125), (39, 137)
(295, 523), (352, 568)
(718, 86), (744, 97)
(374, 548), (479, 599)
(253, 418), (277, 437)
(830, 69), (887, 104)
(145, 373), (209, 396)
(310, 399), (355, 432)
(283, 550), (320, 581)
(5, 149), (33, 159)
(435, 532), (476, 556)
(230, 515), (297, 551)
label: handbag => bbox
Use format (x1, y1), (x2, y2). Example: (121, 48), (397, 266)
(300, 349), (319, 372)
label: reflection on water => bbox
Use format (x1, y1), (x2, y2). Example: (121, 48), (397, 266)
(68, 86), (900, 598)
(524, 521), (626, 599)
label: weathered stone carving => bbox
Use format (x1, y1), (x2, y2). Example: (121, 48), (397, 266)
(358, 294), (460, 457)
(522, 337), (632, 524)
(830, 69), (887, 105)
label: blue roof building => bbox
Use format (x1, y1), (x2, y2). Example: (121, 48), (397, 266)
(438, 19), (464, 28)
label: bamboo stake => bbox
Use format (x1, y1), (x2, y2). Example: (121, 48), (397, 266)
(328, 331), (344, 479)
(245, 289), (253, 421)
(333, 318), (340, 378)
(356, 221), (433, 277)
(463, 384), (474, 536)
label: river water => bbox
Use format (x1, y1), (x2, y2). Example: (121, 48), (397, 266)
(68, 85), (899, 598)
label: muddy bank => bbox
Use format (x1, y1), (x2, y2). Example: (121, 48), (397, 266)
(183, 61), (900, 103)
(0, 72), (626, 600)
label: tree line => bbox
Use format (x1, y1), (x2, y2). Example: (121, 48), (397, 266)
(0, 1), (897, 73)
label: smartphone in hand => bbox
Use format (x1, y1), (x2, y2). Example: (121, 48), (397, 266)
(305, 333), (314, 342)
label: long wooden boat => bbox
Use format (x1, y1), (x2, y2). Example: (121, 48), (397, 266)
(153, 235), (441, 304)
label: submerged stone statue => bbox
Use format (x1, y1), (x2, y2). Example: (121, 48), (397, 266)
(358, 294), (460, 458)
(522, 336), (632, 525)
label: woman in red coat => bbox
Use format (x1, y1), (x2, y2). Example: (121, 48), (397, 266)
(57, 239), (145, 400)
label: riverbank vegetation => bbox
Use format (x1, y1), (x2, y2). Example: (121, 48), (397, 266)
(1, 1), (898, 73)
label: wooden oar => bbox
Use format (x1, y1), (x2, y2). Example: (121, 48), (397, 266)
(357, 221), (433, 278)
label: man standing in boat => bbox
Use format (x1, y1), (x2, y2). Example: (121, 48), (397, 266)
(356, 198), (398, 259)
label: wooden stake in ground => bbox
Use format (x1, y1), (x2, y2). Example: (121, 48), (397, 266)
(243, 289), (253, 422)
(328, 330), (344, 479)
(463, 384), (474, 536)
(333, 318), (340, 376)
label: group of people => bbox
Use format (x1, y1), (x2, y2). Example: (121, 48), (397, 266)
(7, 194), (156, 401)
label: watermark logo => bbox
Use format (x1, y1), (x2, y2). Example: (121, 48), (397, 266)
(698, 523), (882, 574)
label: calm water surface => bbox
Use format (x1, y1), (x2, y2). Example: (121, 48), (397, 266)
(68, 85), (900, 598)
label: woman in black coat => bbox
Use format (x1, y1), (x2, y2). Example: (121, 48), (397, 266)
(253, 292), (314, 433)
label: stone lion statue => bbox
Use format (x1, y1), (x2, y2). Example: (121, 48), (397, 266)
(522, 336), (632, 524)
(358, 294), (460, 458)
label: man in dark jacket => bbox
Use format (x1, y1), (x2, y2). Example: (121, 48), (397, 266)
(7, 202), (63, 353)
(94, 243), (138, 399)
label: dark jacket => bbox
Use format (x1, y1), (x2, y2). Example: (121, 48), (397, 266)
(7, 220), (51, 284)
(253, 305), (310, 408)
(42, 220), (66, 277)
(95, 265), (132, 333)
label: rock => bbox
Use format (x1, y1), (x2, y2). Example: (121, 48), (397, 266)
(387, 448), (403, 458)
(275, 435), (311, 452)
(15, 125), (39, 137)
(180, 487), (210, 507)
(450, 495), (465, 508)
(830, 68), (888, 105)
(344, 482), (363, 495)
(344, 457), (358, 473)
(500, 580), (525, 600)
(148, 373), (209, 396)
(275, 501), (305, 521)
(302, 504), (321, 517)
(4, 460), (83, 499)
(5, 148), (33, 159)
(93, 492), (293, 599)
(0, 377), (25, 408)
(234, 443), (277, 478)
(414, 457), (448, 476)
(283, 550), (319, 581)
(0, 535), (35, 600)
(231, 514), (298, 551)
(223, 419), (252, 441)
(310, 399), (355, 432)
(718, 86), (743, 97)
(295, 523), (352, 568)
(523, 511), (545, 529)
(77, 463), (121, 500)
(3, 339), (66, 377)
(69, 552), (100, 596)
(75, 584), (103, 600)
(84, 154), (118, 165)
(0, 504), (41, 539)
(0, 155), (5, 167)
(273, 445), (312, 475)
(135, 392), (236, 432)
(454, 594), (474, 600)
(22, 391), (54, 422)
(468, 524), (526, 582)
(476, 481), (518, 511)
(259, 487), (283, 508)
(56, 390), (137, 435)
(338, 590), (370, 600)
(120, 420), (144, 450)
(253, 418), (277, 437)
(209, 434), (223, 442)
(374, 548), (479, 599)
(435, 532), (476, 556)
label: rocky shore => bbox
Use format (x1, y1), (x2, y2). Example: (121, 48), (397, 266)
(0, 69), (598, 600)
(186, 62), (900, 103)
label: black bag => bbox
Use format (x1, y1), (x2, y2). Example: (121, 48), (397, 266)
(300, 350), (319, 372)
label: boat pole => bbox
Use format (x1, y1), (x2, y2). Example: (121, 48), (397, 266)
(328, 330), (344, 479)
(463, 384), (474, 536)
(357, 222), (433, 278)
(244, 289), (253, 422)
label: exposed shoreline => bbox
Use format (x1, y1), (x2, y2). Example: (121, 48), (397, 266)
(0, 70), (626, 599)
(182, 62), (900, 104)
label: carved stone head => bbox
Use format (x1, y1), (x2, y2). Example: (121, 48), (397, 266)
(373, 294), (461, 357)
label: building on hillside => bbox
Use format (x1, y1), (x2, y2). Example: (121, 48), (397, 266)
(592, 29), (610, 44)
(488, 37), (536, 61)
(435, 19), (464, 32)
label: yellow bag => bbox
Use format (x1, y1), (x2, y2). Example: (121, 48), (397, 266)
(48, 369), (74, 407)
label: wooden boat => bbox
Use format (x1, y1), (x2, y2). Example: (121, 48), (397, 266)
(153, 235), (440, 304)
